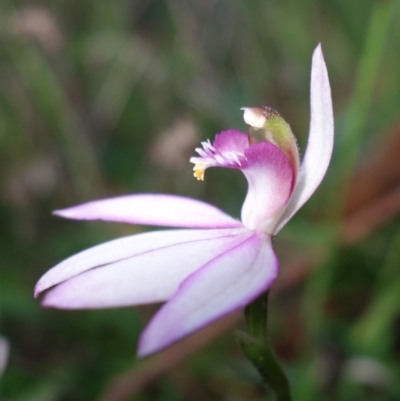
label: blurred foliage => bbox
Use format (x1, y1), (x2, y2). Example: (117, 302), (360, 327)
(1, 0), (400, 400)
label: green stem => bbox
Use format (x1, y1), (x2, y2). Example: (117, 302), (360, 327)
(245, 290), (269, 339)
(235, 292), (291, 401)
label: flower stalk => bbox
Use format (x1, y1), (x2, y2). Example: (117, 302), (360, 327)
(235, 292), (291, 401)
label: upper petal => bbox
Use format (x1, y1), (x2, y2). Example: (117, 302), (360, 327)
(138, 234), (278, 357)
(190, 130), (249, 180)
(241, 142), (294, 232)
(38, 227), (251, 308)
(274, 44), (334, 233)
(54, 194), (241, 229)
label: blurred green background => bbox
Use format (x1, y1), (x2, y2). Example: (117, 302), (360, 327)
(1, 1), (400, 400)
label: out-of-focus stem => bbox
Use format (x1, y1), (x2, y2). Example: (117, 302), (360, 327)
(332, 0), (397, 211)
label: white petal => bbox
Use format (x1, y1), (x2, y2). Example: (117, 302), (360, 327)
(54, 194), (241, 229)
(39, 228), (252, 308)
(138, 234), (278, 356)
(275, 44), (334, 233)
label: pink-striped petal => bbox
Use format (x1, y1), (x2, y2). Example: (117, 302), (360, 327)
(54, 194), (242, 229)
(138, 234), (278, 357)
(275, 44), (334, 233)
(39, 227), (252, 308)
(241, 142), (294, 233)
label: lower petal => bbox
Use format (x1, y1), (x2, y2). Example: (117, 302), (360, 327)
(40, 227), (251, 309)
(138, 234), (278, 357)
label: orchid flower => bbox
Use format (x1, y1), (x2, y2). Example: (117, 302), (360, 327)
(34, 45), (333, 357)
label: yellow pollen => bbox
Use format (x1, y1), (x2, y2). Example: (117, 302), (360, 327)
(193, 164), (205, 181)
